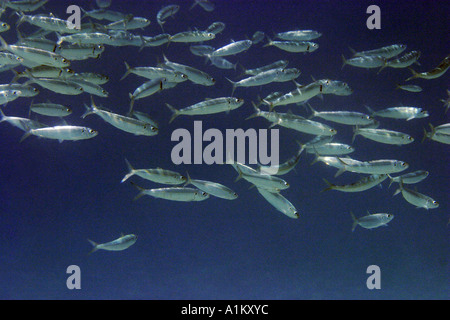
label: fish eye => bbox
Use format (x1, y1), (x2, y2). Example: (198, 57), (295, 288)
(330, 129), (337, 133)
(67, 108), (71, 112)
(432, 201), (438, 205)
(89, 129), (95, 133)
(408, 136), (413, 140)
(180, 176), (186, 180)
(402, 162), (408, 167)
(79, 87), (83, 91)
(151, 127), (158, 132)
(285, 182), (289, 186)
(202, 192), (207, 196)
(208, 33), (214, 37)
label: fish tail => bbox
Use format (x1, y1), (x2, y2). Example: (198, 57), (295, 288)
(348, 47), (357, 56)
(121, 159), (135, 183)
(0, 107), (5, 122)
(377, 64), (387, 74)
(351, 126), (359, 144)
(87, 239), (98, 255)
(15, 11), (26, 28)
(387, 174), (395, 188)
(10, 69), (22, 83)
(350, 211), (358, 232)
(225, 77), (237, 96)
(19, 130), (32, 143)
(183, 170), (192, 187)
(129, 181), (147, 201)
(405, 67), (419, 81)
(320, 178), (334, 192)
(165, 103), (179, 124)
(0, 35), (8, 51)
(393, 179), (403, 196)
(55, 32), (63, 46)
(306, 103), (317, 119)
(341, 54), (347, 70)
(364, 104), (375, 115)
(120, 61), (132, 81)
(128, 93), (135, 115)
(245, 101), (260, 120)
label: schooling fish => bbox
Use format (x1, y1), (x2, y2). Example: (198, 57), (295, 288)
(350, 211), (394, 232)
(406, 55), (450, 81)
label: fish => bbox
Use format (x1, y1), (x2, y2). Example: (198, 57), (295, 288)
(275, 30), (322, 41)
(156, 5), (179, 31)
(3, 0), (48, 12)
(322, 174), (388, 193)
(132, 184), (210, 202)
(378, 50), (421, 73)
(0, 89), (22, 105)
(208, 56), (237, 70)
(350, 44), (407, 59)
(106, 17), (151, 31)
(352, 127), (414, 145)
(162, 54), (215, 86)
(30, 101), (72, 117)
(184, 172), (238, 200)
(350, 211), (394, 232)
(341, 54), (386, 70)
(396, 84), (422, 93)
(423, 124), (450, 145)
(128, 78), (166, 114)
(189, 45), (215, 57)
(82, 97), (158, 136)
(207, 40), (253, 57)
(388, 170), (429, 188)
(0, 108), (47, 132)
(256, 187), (299, 219)
(20, 125), (98, 143)
(169, 31), (215, 43)
(393, 180), (439, 210)
(88, 234), (137, 254)
(121, 61), (188, 82)
(235, 168), (290, 192)
(367, 106), (429, 121)
(258, 148), (303, 176)
(166, 97), (244, 123)
(190, 0), (215, 12)
(264, 38), (319, 53)
(406, 55), (450, 81)
(0, 36), (70, 68)
(251, 31), (265, 44)
(205, 22), (226, 35)
(305, 143), (355, 156)
(263, 81), (323, 109)
(308, 105), (374, 126)
(0, 83), (38, 97)
(336, 158), (409, 176)
(121, 159), (186, 184)
(241, 60), (289, 76)
(24, 77), (84, 95)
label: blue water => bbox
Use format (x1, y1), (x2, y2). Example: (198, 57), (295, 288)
(0, 0), (448, 300)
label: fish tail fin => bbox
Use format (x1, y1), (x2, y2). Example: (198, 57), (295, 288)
(15, 11), (26, 28)
(341, 54), (347, 70)
(128, 92), (135, 116)
(237, 63), (247, 77)
(19, 130), (32, 143)
(262, 35), (272, 48)
(387, 174), (395, 188)
(393, 179), (403, 196)
(121, 159), (135, 183)
(81, 97), (96, 119)
(295, 140), (305, 155)
(10, 68), (22, 83)
(364, 104), (375, 115)
(422, 123), (434, 143)
(87, 239), (98, 255)
(405, 67), (419, 81)
(0, 35), (8, 51)
(351, 126), (359, 144)
(165, 103), (179, 123)
(120, 61), (132, 81)
(306, 103), (317, 119)
(377, 64), (387, 74)
(0, 107), (6, 122)
(348, 47), (356, 56)
(129, 181), (146, 201)
(320, 178), (334, 192)
(350, 211), (358, 232)
(225, 77), (237, 96)
(183, 170), (192, 187)
(56, 32), (63, 46)
(245, 101), (261, 120)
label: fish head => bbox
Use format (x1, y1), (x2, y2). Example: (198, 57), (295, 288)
(418, 110), (429, 118)
(427, 200), (439, 209)
(143, 124), (159, 135)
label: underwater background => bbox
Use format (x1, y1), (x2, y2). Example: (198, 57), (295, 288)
(0, 0), (448, 300)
